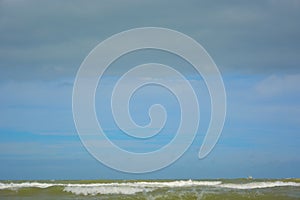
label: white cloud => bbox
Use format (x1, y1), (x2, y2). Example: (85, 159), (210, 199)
(255, 74), (300, 98)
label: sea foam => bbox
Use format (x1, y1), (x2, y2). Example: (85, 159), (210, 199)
(63, 180), (221, 195)
(63, 186), (152, 195)
(1, 180), (300, 195)
(219, 181), (300, 189)
(0, 182), (63, 189)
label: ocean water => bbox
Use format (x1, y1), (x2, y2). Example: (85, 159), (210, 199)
(0, 179), (300, 199)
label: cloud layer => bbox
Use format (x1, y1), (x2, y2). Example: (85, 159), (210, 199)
(1, 0), (300, 81)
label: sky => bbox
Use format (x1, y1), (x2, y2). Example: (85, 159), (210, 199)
(0, 0), (300, 180)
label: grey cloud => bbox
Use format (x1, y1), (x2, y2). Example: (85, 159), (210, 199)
(0, 0), (300, 81)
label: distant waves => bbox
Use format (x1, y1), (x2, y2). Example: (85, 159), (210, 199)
(0, 179), (300, 199)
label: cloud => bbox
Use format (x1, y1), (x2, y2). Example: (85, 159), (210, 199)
(0, 0), (300, 179)
(255, 74), (300, 98)
(1, 0), (300, 82)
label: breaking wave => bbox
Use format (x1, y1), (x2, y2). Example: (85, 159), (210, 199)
(0, 180), (300, 195)
(220, 181), (300, 189)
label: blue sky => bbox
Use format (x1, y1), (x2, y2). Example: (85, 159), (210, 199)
(0, 0), (300, 180)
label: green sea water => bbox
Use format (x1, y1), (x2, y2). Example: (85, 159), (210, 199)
(1, 179), (300, 200)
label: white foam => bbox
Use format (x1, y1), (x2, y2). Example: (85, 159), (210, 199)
(1, 180), (299, 195)
(63, 186), (152, 195)
(219, 181), (300, 189)
(62, 180), (221, 195)
(0, 182), (63, 190)
(0, 180), (220, 195)
(128, 180), (222, 187)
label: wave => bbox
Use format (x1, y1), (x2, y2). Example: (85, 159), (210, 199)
(0, 180), (221, 195)
(0, 180), (300, 195)
(64, 185), (154, 195)
(63, 180), (222, 195)
(220, 181), (300, 190)
(0, 182), (63, 189)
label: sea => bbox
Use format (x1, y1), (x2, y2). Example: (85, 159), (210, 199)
(1, 179), (300, 199)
